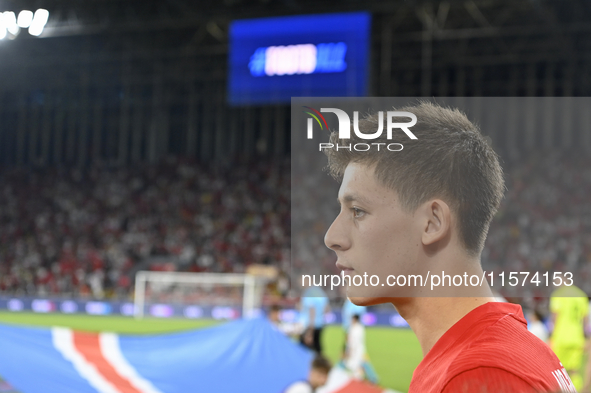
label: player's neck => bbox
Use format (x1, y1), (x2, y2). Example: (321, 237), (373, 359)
(392, 254), (495, 356)
(396, 296), (495, 356)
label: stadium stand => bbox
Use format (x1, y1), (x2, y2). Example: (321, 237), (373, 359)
(0, 157), (290, 303)
(0, 152), (589, 313)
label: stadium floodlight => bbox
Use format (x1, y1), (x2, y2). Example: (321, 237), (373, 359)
(4, 12), (18, 36)
(29, 9), (49, 36)
(17, 10), (33, 28)
(0, 14), (6, 40)
(133, 271), (268, 319)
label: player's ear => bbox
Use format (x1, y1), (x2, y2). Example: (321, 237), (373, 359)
(421, 199), (451, 248)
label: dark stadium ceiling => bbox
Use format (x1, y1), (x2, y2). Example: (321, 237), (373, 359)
(1, 0), (591, 96)
(1, 0), (590, 39)
(0, 0), (587, 62)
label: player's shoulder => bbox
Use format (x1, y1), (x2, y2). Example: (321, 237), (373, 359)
(448, 312), (562, 389)
(442, 367), (538, 393)
(455, 310), (557, 364)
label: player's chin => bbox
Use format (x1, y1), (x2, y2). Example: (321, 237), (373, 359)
(347, 293), (393, 307)
(347, 288), (392, 306)
(345, 281), (396, 306)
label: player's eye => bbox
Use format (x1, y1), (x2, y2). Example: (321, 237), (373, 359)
(351, 207), (366, 218)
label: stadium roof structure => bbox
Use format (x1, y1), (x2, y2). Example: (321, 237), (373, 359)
(0, 0), (590, 164)
(1, 0), (590, 94)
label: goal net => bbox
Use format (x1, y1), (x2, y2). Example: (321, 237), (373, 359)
(133, 271), (267, 319)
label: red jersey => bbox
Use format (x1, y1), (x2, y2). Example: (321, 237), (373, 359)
(409, 302), (577, 393)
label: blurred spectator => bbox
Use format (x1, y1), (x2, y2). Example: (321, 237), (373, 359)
(344, 314), (366, 380)
(342, 298), (367, 332)
(549, 284), (589, 390)
(299, 286), (330, 354)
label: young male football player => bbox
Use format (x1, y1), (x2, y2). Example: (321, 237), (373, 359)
(323, 102), (576, 392)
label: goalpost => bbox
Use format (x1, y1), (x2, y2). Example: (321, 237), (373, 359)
(133, 271), (267, 319)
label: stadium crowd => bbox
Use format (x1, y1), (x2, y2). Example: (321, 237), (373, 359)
(0, 152), (590, 306)
(483, 152), (591, 300)
(0, 157), (290, 300)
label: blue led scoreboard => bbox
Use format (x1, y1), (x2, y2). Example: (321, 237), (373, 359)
(228, 12), (371, 105)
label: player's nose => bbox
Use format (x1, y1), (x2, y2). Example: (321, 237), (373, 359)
(324, 212), (350, 252)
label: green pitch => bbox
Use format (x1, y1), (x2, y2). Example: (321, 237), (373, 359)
(0, 312), (422, 392)
(322, 325), (422, 392)
(0, 311), (218, 334)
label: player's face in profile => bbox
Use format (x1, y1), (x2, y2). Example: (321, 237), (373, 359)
(324, 163), (422, 306)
